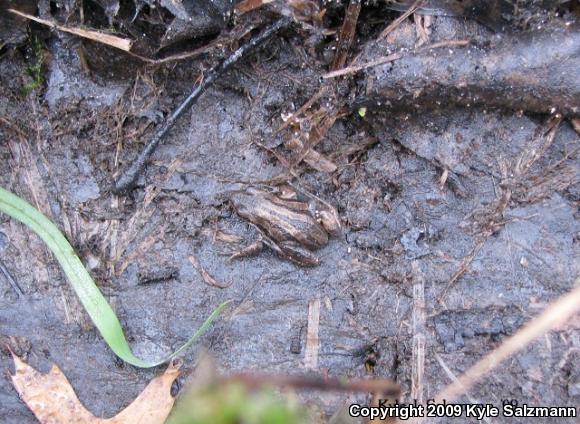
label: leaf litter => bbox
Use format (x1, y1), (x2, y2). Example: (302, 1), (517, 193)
(9, 349), (180, 424)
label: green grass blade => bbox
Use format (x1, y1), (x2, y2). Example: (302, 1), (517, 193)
(0, 186), (229, 368)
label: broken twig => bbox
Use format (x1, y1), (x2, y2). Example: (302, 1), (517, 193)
(331, 0), (361, 70)
(113, 17), (291, 194)
(224, 373), (400, 396)
(304, 298), (321, 370)
(9, 9), (133, 51)
(380, 0), (425, 39)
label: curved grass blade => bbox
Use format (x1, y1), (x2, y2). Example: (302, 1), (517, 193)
(0, 186), (229, 368)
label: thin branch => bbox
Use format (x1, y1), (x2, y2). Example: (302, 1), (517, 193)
(324, 39), (469, 79)
(324, 52), (402, 78)
(224, 373), (401, 396)
(379, 0), (426, 39)
(9, 9), (133, 51)
(331, 0), (362, 70)
(113, 17), (291, 194)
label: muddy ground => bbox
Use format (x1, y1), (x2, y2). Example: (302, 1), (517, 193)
(0, 4), (579, 423)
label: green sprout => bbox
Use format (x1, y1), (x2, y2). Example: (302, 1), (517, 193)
(23, 35), (44, 94)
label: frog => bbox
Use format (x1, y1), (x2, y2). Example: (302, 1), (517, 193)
(230, 185), (341, 267)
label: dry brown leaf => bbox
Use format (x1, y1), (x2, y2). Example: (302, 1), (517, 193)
(10, 351), (180, 424)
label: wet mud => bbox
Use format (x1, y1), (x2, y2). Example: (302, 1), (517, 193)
(0, 4), (579, 423)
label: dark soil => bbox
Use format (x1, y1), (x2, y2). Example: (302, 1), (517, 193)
(0, 2), (578, 423)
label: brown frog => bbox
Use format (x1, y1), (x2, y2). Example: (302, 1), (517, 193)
(230, 186), (340, 266)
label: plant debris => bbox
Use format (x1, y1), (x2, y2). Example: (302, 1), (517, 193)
(9, 8), (133, 52)
(113, 17), (291, 194)
(0, 0), (578, 422)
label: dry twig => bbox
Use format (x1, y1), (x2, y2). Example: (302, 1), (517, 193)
(114, 18), (290, 194)
(324, 40), (469, 79)
(9, 9), (133, 51)
(304, 297), (321, 370)
(411, 262), (426, 403)
(224, 372), (400, 396)
(380, 0), (425, 39)
(331, 0), (362, 70)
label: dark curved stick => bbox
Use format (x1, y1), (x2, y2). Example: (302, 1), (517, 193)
(113, 17), (291, 195)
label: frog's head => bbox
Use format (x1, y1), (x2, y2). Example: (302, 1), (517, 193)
(316, 208), (342, 237)
(230, 190), (252, 213)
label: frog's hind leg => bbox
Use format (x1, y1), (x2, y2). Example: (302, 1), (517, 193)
(229, 238), (264, 261)
(262, 237), (321, 267)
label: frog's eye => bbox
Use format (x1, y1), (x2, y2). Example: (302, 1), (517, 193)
(278, 185), (297, 200)
(313, 210), (323, 225)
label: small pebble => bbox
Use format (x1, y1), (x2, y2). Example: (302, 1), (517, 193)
(0, 231), (8, 251)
